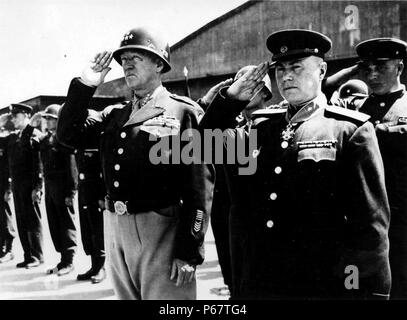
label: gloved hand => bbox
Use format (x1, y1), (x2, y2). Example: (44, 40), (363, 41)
(81, 51), (113, 87)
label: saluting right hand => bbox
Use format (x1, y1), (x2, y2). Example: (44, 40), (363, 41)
(81, 51), (113, 87)
(226, 61), (269, 101)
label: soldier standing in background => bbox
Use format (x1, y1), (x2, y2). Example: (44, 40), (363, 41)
(0, 104), (44, 269)
(75, 146), (106, 283)
(356, 38), (407, 299)
(29, 104), (78, 276)
(0, 128), (16, 263)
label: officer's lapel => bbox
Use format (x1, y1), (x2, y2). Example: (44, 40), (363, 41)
(123, 90), (167, 128)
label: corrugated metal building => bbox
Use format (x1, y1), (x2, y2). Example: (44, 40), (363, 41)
(96, 0), (407, 104)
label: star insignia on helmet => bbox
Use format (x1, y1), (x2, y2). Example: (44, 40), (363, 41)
(129, 34), (134, 39)
(280, 45), (288, 53)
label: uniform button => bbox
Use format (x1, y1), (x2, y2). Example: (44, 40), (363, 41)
(281, 141), (288, 149)
(380, 102), (385, 107)
(79, 173), (85, 180)
(266, 220), (274, 228)
(114, 181), (120, 188)
(83, 206), (87, 209)
(100, 173), (103, 179)
(269, 193), (277, 200)
(120, 132), (127, 138)
(274, 166), (282, 174)
(375, 120), (381, 125)
(117, 148), (124, 155)
(252, 149), (260, 158)
(114, 164), (120, 171)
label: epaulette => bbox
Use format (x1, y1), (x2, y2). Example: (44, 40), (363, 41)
(169, 94), (196, 107)
(325, 105), (370, 125)
(252, 108), (286, 120)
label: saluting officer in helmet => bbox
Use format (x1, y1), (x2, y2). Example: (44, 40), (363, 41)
(30, 104), (78, 276)
(57, 27), (214, 299)
(199, 29), (390, 299)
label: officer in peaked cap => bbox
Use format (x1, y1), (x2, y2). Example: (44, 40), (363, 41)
(266, 29), (332, 62)
(199, 29), (390, 299)
(356, 37), (407, 299)
(9, 103), (32, 115)
(57, 26), (214, 300)
(0, 105), (44, 269)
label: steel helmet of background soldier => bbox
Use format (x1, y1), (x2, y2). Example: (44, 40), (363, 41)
(112, 27), (171, 73)
(42, 104), (61, 132)
(334, 79), (369, 110)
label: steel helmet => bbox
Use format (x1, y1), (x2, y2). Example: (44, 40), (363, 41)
(42, 104), (61, 119)
(338, 79), (368, 99)
(234, 65), (272, 101)
(112, 27), (171, 73)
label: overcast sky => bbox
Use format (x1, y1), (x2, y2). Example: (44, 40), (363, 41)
(0, 0), (247, 107)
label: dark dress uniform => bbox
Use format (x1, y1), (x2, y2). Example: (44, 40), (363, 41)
(200, 89), (391, 299)
(39, 130), (78, 267)
(0, 132), (15, 260)
(57, 78), (214, 299)
(75, 148), (106, 276)
(356, 37), (407, 299)
(4, 124), (44, 265)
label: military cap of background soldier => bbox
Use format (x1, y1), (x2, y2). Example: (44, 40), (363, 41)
(9, 103), (32, 115)
(234, 65), (273, 101)
(266, 29), (332, 62)
(42, 104), (61, 119)
(112, 27), (171, 73)
(356, 38), (407, 61)
(338, 79), (368, 99)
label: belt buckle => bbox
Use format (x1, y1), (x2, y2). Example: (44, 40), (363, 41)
(114, 201), (128, 215)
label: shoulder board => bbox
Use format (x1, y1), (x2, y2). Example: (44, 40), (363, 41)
(252, 108), (286, 119)
(325, 105), (370, 125)
(169, 94), (196, 107)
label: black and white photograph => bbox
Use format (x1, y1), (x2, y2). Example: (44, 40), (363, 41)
(0, 0), (406, 311)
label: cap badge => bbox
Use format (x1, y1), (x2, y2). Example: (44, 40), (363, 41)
(280, 46), (288, 53)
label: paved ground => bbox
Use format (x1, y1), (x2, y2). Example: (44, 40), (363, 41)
(0, 199), (229, 300)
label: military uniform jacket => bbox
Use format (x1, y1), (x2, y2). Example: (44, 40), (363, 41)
(0, 134), (11, 193)
(38, 129), (78, 197)
(359, 87), (407, 228)
(1, 125), (43, 190)
(57, 78), (214, 265)
(200, 90), (390, 298)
